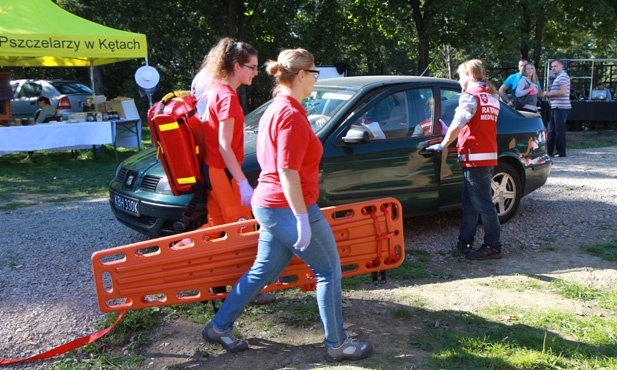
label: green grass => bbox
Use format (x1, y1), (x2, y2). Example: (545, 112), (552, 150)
(585, 241), (617, 261)
(49, 309), (159, 369)
(53, 246), (617, 369)
(8, 127), (616, 369)
(483, 274), (617, 313)
(422, 306), (617, 369)
(567, 130), (617, 149)
(0, 125), (152, 211)
(0, 149), (124, 210)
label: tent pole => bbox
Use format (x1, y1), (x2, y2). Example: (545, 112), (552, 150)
(89, 64), (95, 95)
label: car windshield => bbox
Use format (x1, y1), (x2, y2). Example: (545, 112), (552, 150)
(50, 81), (93, 95)
(244, 85), (357, 134)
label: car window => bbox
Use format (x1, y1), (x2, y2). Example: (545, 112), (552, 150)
(342, 88), (434, 141)
(440, 88), (462, 127)
(408, 88), (434, 137)
(303, 87), (355, 133)
(50, 81), (93, 95)
(11, 82), (18, 98)
(18, 82), (42, 98)
(244, 86), (357, 135)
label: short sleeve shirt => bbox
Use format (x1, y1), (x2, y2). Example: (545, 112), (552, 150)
(252, 94), (323, 208)
(204, 84), (244, 168)
(191, 69), (209, 120)
(503, 73), (522, 93)
(549, 71), (571, 109)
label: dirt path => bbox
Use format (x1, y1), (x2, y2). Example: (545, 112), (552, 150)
(2, 132), (614, 370)
(134, 144), (617, 369)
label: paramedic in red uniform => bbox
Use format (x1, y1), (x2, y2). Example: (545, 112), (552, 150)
(198, 37), (257, 228)
(202, 48), (373, 363)
(199, 37), (275, 304)
(427, 59), (503, 260)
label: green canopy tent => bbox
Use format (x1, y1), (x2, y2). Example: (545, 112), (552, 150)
(0, 0), (148, 90)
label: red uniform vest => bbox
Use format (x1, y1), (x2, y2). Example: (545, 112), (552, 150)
(457, 86), (499, 168)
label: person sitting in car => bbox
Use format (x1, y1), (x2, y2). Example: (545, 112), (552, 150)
(411, 98), (435, 137)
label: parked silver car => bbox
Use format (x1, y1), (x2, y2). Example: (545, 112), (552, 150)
(10, 79), (92, 119)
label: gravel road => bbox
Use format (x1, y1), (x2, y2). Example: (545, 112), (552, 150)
(1, 145), (616, 369)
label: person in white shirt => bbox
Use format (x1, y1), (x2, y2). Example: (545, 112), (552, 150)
(191, 66), (209, 121)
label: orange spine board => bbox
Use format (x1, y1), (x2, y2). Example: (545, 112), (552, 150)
(92, 197), (405, 312)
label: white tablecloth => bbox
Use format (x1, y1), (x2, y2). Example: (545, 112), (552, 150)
(0, 120), (139, 156)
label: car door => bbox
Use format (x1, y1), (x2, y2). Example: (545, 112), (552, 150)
(435, 87), (465, 210)
(11, 81), (42, 118)
(319, 85), (444, 216)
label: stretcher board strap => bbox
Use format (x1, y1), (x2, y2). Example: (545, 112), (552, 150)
(0, 311), (125, 366)
(381, 203), (399, 264)
(367, 207), (383, 268)
(92, 198), (405, 312)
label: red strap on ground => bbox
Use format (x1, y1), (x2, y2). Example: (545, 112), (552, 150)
(0, 311), (125, 365)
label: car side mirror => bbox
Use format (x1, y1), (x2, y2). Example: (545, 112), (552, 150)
(342, 126), (370, 144)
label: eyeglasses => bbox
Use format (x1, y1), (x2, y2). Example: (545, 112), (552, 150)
(242, 64), (258, 73)
(302, 69), (320, 79)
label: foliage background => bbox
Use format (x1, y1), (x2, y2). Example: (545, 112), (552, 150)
(2, 0), (616, 116)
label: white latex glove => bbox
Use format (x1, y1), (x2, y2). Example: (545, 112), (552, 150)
(426, 143), (444, 151)
(293, 213), (311, 252)
(237, 179), (254, 207)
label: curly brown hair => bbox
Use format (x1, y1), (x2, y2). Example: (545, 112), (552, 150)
(198, 37), (257, 87)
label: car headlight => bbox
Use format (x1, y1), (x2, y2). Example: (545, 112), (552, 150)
(155, 177), (173, 194)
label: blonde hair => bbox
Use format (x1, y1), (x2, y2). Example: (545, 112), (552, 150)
(457, 59), (498, 97)
(524, 63), (539, 85)
(265, 48), (315, 88)
(198, 37), (257, 88)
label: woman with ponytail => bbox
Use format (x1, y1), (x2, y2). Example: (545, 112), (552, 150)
(197, 37), (274, 305)
(427, 59), (503, 261)
(202, 48), (373, 363)
(198, 37), (258, 229)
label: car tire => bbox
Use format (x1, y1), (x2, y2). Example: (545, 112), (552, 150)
(492, 162), (522, 224)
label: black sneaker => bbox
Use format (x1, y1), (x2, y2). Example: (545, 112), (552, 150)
(466, 244), (502, 260)
(202, 322), (248, 353)
(456, 240), (473, 254)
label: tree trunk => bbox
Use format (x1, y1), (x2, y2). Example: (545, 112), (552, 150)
(418, 40), (430, 76)
(408, 0), (430, 76)
(533, 7), (545, 66)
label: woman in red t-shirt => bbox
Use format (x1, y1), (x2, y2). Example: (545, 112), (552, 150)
(202, 48), (373, 363)
(197, 37), (259, 229)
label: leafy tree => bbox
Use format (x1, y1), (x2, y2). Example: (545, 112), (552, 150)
(2, 0), (617, 114)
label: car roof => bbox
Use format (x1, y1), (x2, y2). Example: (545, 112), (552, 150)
(11, 79), (82, 84)
(315, 75), (457, 89)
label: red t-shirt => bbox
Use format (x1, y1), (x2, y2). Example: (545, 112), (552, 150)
(252, 94), (323, 208)
(204, 84), (245, 168)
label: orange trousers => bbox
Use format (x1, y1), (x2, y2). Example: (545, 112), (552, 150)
(202, 166), (253, 229)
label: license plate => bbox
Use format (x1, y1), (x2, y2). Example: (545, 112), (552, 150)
(113, 193), (140, 217)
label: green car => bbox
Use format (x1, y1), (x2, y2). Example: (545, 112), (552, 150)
(109, 76), (551, 237)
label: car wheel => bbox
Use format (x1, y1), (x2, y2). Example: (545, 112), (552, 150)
(492, 162), (522, 223)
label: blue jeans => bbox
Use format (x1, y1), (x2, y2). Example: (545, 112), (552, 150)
(459, 167), (501, 247)
(211, 203), (347, 347)
(547, 108), (570, 156)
